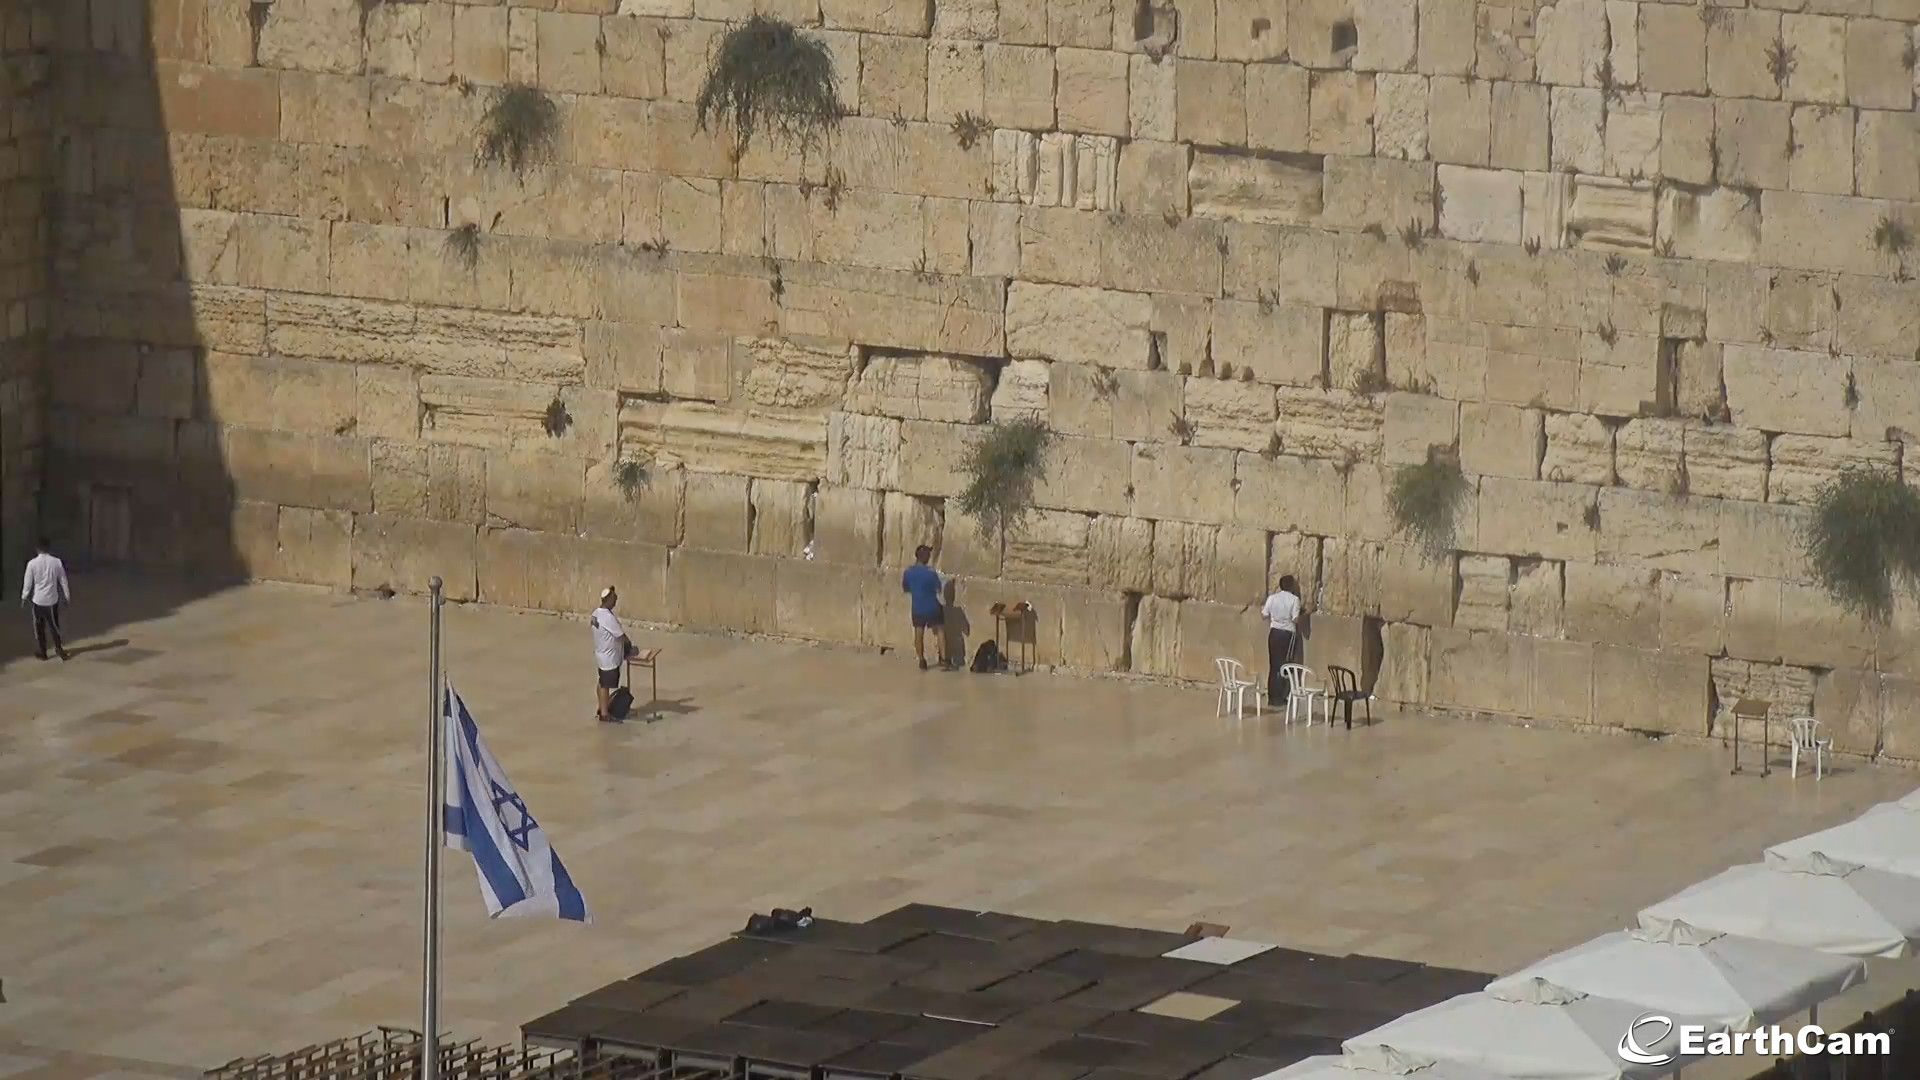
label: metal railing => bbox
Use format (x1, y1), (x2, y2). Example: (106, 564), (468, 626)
(206, 1029), (726, 1080)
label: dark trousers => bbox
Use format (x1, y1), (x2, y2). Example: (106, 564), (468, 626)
(31, 603), (64, 657)
(1267, 627), (1295, 702)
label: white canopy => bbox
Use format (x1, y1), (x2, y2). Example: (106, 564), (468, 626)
(1487, 918), (1866, 1031)
(1769, 796), (1920, 878)
(1638, 851), (1920, 959)
(1342, 978), (1700, 1080)
(1255, 1055), (1514, 1080)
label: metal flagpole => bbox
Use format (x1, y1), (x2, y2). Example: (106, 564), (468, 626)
(422, 576), (444, 1080)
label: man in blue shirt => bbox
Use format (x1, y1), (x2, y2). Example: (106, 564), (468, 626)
(901, 544), (948, 670)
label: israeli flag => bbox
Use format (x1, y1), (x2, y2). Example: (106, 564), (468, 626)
(442, 685), (590, 922)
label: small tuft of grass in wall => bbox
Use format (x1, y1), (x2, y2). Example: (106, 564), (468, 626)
(1389, 447), (1468, 561)
(1766, 37), (1797, 88)
(476, 84), (560, 174)
(1168, 412), (1195, 445)
(614, 458), (650, 501)
(442, 222), (481, 271)
(1597, 320), (1618, 346)
(1805, 467), (1920, 622)
(1091, 366), (1120, 397)
(1874, 216), (1911, 256)
(820, 165), (846, 212)
(1604, 253), (1628, 276)
(956, 417), (1050, 536)
(1360, 222), (1386, 240)
(950, 111), (989, 150)
(1524, 236), (1542, 256)
(1398, 220), (1426, 250)
(542, 396), (572, 438)
(1351, 366), (1389, 394)
(1465, 259), (1480, 285)
(696, 15), (842, 158)
(1904, 38), (1918, 73)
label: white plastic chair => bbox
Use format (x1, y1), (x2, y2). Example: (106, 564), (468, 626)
(1214, 657), (1265, 720)
(1786, 717), (1832, 779)
(1278, 663), (1327, 726)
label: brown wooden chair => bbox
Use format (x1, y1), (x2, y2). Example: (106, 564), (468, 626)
(1327, 665), (1372, 730)
(626, 648), (660, 718)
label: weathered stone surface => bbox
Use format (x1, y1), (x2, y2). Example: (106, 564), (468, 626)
(1184, 377), (1277, 451)
(1594, 644), (1709, 735)
(1454, 554), (1512, 632)
(1274, 387), (1382, 463)
(621, 400), (827, 482)
(353, 515), (479, 601)
(1212, 300), (1324, 386)
(1722, 345), (1851, 437)
(1478, 477), (1598, 562)
(1004, 509), (1093, 585)
(1565, 562), (1661, 648)
(1382, 393), (1459, 466)
(1188, 150), (1323, 225)
(846, 353), (993, 423)
(882, 491), (943, 569)
(1327, 311), (1383, 392)
(1235, 453), (1348, 537)
(991, 358), (1051, 423)
(1769, 436), (1900, 505)
(1614, 418), (1684, 494)
(1430, 628), (1535, 715)
(1436, 165), (1521, 244)
(1032, 434), (1134, 515)
(1089, 513), (1153, 591)
(1595, 488), (1722, 575)
(1007, 283), (1154, 369)
(1683, 424), (1768, 502)
(1377, 622), (1431, 704)
(826, 412), (901, 490)
(780, 263), (1005, 356)
(896, 420), (973, 498)
(1461, 403), (1543, 480)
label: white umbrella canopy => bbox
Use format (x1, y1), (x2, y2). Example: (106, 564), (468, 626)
(1487, 918), (1866, 1031)
(1342, 978), (1702, 1080)
(1638, 851), (1920, 959)
(1769, 796), (1920, 877)
(1256, 1054), (1516, 1080)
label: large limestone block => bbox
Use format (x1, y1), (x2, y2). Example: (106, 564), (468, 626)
(992, 358), (1051, 423)
(1033, 434), (1134, 515)
(1374, 73), (1430, 161)
(1549, 87), (1605, 174)
(659, 330), (731, 404)
(1477, 476), (1599, 562)
(780, 263), (1004, 356)
(1722, 345), (1850, 437)
(896, 420), (973, 498)
(1660, 572), (1726, 655)
(1847, 18), (1914, 111)
(1599, 645), (1711, 733)
(1782, 14), (1847, 105)
(943, 507), (1004, 578)
(1234, 453), (1348, 537)
(882, 491), (944, 568)
(1307, 71), (1375, 156)
(1715, 99), (1791, 190)
(682, 472), (751, 554)
(1007, 283), (1155, 369)
(372, 443), (429, 517)
(1018, 204), (1104, 285)
(1684, 425), (1768, 502)
(1579, 330), (1662, 418)
(985, 44), (1057, 128)
(670, 549), (775, 634)
(1429, 629), (1534, 715)
(1133, 443), (1237, 523)
(1056, 589), (1132, 673)
(1491, 81), (1550, 172)
(429, 445), (489, 525)
(774, 560), (868, 645)
(1100, 217), (1225, 297)
(1453, 554), (1512, 632)
(859, 566), (919, 651)
(1655, 187), (1760, 263)
(1721, 499), (1812, 583)
(1461, 403), (1543, 480)
(1118, 140), (1192, 217)
(352, 515), (479, 602)
(1089, 514), (1154, 591)
(1525, 639), (1593, 723)
(1853, 355), (1920, 442)
(1377, 622), (1431, 705)
(1786, 106), (1854, 197)
(1327, 311), (1384, 391)
(1188, 150), (1323, 225)
(1172, 599), (1261, 683)
(826, 411), (902, 489)
(584, 322), (665, 395)
(1605, 91), (1662, 179)
(581, 460), (685, 547)
(1838, 279), (1920, 365)
(1428, 76), (1491, 166)
(824, 0), (932, 33)
(1706, 8), (1782, 100)
(1857, 110), (1920, 202)
(420, 376), (562, 450)
(1565, 562), (1661, 647)
(226, 429), (371, 514)
(1595, 488), (1722, 575)
(1175, 59), (1246, 146)
(1185, 377), (1277, 451)
(1769, 436), (1900, 505)
(862, 33), (929, 121)
(478, 530), (669, 621)
(750, 479), (813, 557)
(484, 451), (584, 535)
(273, 507), (353, 590)
(1758, 191), (1887, 277)
(1614, 419), (1684, 494)
(1638, 4), (1706, 95)
(620, 400), (828, 482)
(1510, 557), (1565, 638)
(1353, 0), (1416, 71)
(1004, 509), (1093, 585)
(1812, 668), (1884, 759)
(1565, 177), (1654, 252)
(1152, 519), (1216, 599)
(846, 354), (993, 423)
(1215, 526), (1270, 604)
(811, 486), (881, 566)
(1436, 165), (1521, 244)
(1776, 582), (1875, 670)
(1211, 300), (1324, 386)
(1382, 392), (1459, 466)
(1056, 46), (1128, 135)
(1536, 0), (1608, 86)
(929, 40), (986, 122)
(1274, 386), (1382, 463)
(1246, 63), (1310, 153)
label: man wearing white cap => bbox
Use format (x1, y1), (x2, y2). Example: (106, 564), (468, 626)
(591, 586), (633, 723)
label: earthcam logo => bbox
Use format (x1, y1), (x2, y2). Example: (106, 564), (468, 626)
(1619, 1012), (1891, 1064)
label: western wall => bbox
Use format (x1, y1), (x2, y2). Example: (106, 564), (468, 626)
(22, 0), (1920, 753)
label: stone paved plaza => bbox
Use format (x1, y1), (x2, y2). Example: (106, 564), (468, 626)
(1, 575), (1916, 1077)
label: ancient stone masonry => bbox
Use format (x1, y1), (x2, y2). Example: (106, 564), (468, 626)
(0, 2), (52, 576)
(36, 0), (1920, 756)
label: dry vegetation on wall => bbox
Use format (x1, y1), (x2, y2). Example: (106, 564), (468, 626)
(1805, 470), (1920, 623)
(475, 84), (559, 173)
(696, 16), (841, 156)
(1389, 450), (1468, 561)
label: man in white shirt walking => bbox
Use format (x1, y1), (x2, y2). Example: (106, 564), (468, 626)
(1260, 575), (1303, 706)
(590, 586), (633, 723)
(20, 537), (70, 662)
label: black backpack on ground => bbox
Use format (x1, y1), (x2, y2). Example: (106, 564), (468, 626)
(971, 640), (1004, 673)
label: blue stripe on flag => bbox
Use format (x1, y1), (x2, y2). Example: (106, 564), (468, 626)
(550, 849), (588, 922)
(447, 691), (530, 912)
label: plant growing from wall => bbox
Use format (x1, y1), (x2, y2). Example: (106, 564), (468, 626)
(443, 223), (481, 270)
(956, 417), (1050, 536)
(1389, 447), (1468, 560)
(1765, 37), (1797, 88)
(696, 16), (842, 157)
(542, 396), (571, 438)
(476, 84), (560, 174)
(1805, 468), (1920, 622)
(614, 457), (650, 501)
(1874, 216), (1911, 257)
(950, 111), (988, 150)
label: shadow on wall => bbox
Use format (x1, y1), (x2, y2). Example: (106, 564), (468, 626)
(13, 3), (246, 664)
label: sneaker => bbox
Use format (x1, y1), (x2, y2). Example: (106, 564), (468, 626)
(57, 650), (68, 662)
(33, 652), (46, 661)
(918, 659), (928, 671)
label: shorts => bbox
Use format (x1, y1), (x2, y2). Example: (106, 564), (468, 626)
(598, 667), (621, 689)
(911, 606), (945, 629)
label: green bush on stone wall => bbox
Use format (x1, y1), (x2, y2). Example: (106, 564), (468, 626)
(1389, 448), (1467, 561)
(1806, 468), (1920, 622)
(957, 417), (1050, 537)
(476, 84), (560, 174)
(697, 16), (842, 157)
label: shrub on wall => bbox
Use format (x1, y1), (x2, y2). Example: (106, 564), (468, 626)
(1805, 468), (1920, 622)
(476, 84), (560, 174)
(1389, 448), (1467, 560)
(957, 417), (1051, 536)
(697, 16), (842, 156)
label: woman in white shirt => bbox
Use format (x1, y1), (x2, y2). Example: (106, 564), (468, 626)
(1260, 575), (1303, 704)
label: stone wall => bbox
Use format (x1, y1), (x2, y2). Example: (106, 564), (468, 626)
(42, 0), (1920, 756)
(0, 1), (52, 576)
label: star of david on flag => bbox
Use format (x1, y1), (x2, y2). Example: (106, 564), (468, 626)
(442, 685), (590, 922)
